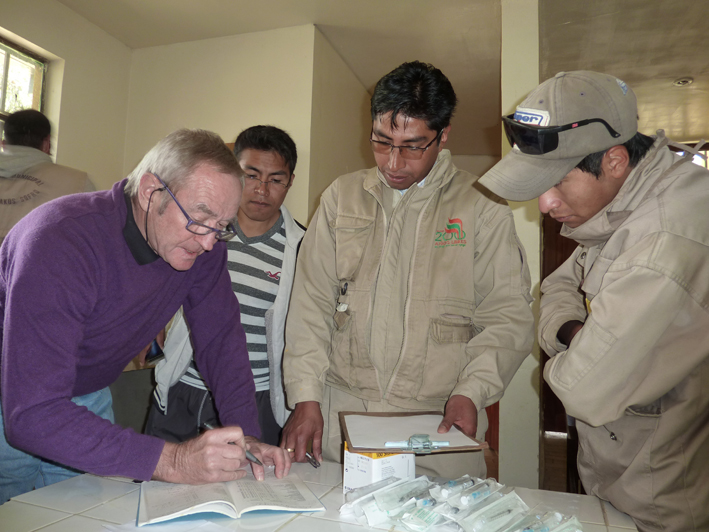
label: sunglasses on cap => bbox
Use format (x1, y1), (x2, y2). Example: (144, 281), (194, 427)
(502, 114), (621, 155)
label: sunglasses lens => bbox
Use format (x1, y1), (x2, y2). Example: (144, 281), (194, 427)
(503, 119), (559, 155)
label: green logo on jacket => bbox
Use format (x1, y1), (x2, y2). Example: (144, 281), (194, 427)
(434, 218), (467, 247)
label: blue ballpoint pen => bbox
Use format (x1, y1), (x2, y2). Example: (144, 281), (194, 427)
(202, 423), (263, 466)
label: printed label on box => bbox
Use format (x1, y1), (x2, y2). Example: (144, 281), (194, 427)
(343, 442), (415, 492)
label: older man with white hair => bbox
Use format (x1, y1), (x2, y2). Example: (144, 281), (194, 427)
(0, 128), (290, 504)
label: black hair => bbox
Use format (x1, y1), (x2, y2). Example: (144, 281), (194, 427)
(233, 125), (297, 174)
(3, 109), (51, 149)
(371, 61), (457, 133)
(576, 132), (655, 178)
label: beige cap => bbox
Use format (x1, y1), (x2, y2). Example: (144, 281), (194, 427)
(479, 71), (638, 201)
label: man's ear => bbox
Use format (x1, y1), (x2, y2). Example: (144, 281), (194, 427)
(136, 173), (160, 213)
(604, 145), (630, 179)
(438, 125), (452, 151)
(41, 136), (51, 155)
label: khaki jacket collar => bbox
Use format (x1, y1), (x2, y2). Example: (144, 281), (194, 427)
(561, 132), (688, 247)
(364, 149), (455, 198)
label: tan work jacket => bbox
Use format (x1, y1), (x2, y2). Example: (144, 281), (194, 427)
(540, 134), (709, 531)
(284, 150), (534, 414)
(1, 151), (93, 241)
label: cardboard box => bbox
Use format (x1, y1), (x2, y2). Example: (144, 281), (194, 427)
(342, 442), (415, 493)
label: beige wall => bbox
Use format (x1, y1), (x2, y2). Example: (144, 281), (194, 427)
(451, 155), (500, 178)
(0, 0), (131, 190)
(0, 10), (372, 215)
(308, 28), (373, 221)
(125, 25), (317, 222)
(125, 25), (372, 224)
(498, 0), (541, 489)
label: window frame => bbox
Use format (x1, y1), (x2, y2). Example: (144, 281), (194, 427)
(669, 141), (708, 169)
(0, 36), (48, 123)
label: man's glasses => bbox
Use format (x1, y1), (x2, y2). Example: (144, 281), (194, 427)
(152, 173), (237, 241)
(502, 114), (621, 155)
(369, 129), (443, 160)
(243, 174), (291, 190)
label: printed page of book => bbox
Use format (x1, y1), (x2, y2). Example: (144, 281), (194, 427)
(138, 481), (236, 526)
(138, 470), (324, 526)
(224, 470), (324, 515)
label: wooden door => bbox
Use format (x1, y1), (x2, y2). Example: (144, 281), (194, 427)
(539, 214), (583, 493)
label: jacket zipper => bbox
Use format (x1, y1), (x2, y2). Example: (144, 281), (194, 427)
(365, 187), (389, 399)
(384, 188), (438, 399)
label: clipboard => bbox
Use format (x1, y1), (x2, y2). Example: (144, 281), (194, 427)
(339, 411), (488, 454)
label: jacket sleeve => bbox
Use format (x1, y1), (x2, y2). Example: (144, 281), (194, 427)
(543, 233), (709, 426)
(451, 205), (535, 410)
(538, 246), (588, 356)
(282, 186), (340, 407)
(184, 245), (260, 438)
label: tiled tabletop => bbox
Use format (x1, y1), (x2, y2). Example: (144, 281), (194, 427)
(0, 462), (637, 531)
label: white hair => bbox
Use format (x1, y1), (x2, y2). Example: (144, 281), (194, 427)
(125, 128), (242, 198)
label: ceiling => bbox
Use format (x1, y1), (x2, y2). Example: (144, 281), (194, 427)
(541, 0), (709, 144)
(55, 0), (709, 156)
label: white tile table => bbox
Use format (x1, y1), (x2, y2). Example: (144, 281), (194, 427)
(0, 462), (637, 531)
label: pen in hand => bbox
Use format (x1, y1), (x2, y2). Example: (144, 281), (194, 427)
(286, 446), (320, 468)
(202, 423), (263, 467)
(305, 452), (320, 469)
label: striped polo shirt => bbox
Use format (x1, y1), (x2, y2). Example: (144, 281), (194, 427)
(180, 215), (285, 392)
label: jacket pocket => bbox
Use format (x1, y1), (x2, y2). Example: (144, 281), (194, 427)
(577, 410), (660, 520)
(626, 399), (662, 417)
(334, 217), (374, 281)
(582, 255), (613, 301)
(328, 309), (379, 394)
(328, 309), (354, 388)
(416, 315), (474, 401)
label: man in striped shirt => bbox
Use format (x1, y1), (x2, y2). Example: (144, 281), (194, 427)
(145, 126), (304, 445)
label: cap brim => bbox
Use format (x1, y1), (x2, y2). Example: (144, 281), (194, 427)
(479, 148), (584, 201)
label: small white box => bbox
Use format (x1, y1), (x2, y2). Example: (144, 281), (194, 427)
(343, 443), (415, 493)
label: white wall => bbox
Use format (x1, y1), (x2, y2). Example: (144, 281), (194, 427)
(125, 25), (317, 223)
(0, 0), (131, 190)
(308, 28), (373, 221)
(498, 0), (541, 489)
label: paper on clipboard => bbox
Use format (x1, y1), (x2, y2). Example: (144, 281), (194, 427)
(339, 411), (488, 454)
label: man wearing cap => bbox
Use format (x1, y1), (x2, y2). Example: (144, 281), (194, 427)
(282, 61), (535, 479)
(480, 70), (709, 531)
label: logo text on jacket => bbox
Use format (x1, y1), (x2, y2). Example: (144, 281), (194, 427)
(434, 218), (467, 248)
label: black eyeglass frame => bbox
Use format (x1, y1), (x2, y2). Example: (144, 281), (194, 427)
(243, 173), (292, 190)
(151, 173), (236, 241)
(502, 114), (621, 155)
(369, 128), (444, 160)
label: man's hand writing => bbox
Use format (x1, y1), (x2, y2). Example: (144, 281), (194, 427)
(153, 426), (249, 484)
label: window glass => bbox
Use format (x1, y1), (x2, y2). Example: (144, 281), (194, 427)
(0, 40), (47, 122)
(675, 149), (708, 169)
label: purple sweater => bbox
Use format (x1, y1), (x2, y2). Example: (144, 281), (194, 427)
(0, 179), (258, 481)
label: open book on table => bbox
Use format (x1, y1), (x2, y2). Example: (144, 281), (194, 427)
(137, 470), (324, 526)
